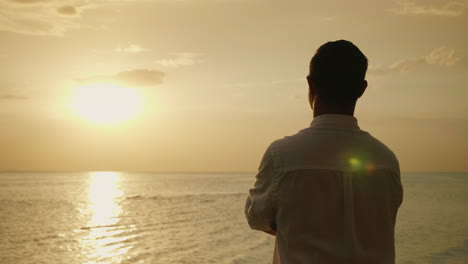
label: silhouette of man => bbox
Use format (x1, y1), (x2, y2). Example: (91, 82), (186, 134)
(245, 40), (403, 264)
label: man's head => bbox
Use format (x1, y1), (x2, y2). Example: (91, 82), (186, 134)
(307, 40), (368, 109)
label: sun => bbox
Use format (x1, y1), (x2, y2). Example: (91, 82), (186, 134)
(70, 83), (142, 124)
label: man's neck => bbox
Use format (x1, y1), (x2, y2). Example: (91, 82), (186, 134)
(313, 100), (356, 118)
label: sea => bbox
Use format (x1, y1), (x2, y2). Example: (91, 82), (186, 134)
(0, 172), (467, 264)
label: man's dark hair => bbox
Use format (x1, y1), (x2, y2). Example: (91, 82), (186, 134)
(309, 40), (368, 105)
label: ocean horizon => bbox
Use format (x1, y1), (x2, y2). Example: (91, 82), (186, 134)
(1, 172), (467, 264)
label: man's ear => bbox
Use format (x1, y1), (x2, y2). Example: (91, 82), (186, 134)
(307, 76), (315, 94)
(307, 76), (316, 109)
(306, 75), (313, 88)
(357, 80), (368, 98)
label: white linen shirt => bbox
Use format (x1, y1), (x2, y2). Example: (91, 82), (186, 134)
(245, 114), (403, 264)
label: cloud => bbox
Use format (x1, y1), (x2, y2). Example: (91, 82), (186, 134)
(57, 5), (78, 16)
(115, 44), (151, 54)
(386, 58), (426, 73)
(425, 46), (462, 66)
(7, 0), (52, 3)
(368, 47), (462, 75)
(154, 53), (204, 68)
(229, 77), (303, 88)
(77, 69), (165, 87)
(0, 1), (82, 35)
(392, 1), (468, 17)
(0, 0), (134, 36)
(0, 94), (28, 100)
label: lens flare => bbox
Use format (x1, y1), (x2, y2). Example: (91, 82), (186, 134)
(349, 157), (362, 169)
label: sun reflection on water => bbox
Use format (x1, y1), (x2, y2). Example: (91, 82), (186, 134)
(83, 171), (131, 263)
(88, 171), (122, 227)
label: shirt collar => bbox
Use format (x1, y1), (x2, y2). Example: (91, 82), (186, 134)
(310, 114), (360, 130)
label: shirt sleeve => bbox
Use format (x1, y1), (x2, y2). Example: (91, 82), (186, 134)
(245, 144), (278, 231)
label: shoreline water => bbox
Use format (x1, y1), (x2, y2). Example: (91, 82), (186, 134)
(1, 172), (467, 263)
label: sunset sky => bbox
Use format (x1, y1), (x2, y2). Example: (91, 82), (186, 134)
(0, 0), (467, 172)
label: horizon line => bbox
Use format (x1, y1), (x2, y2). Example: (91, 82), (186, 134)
(0, 170), (467, 174)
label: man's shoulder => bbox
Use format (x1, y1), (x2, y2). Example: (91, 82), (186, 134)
(359, 131), (400, 167)
(265, 127), (330, 168)
(268, 127), (313, 152)
(268, 125), (347, 151)
(267, 126), (399, 171)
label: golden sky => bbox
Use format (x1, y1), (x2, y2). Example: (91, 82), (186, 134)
(0, 0), (467, 172)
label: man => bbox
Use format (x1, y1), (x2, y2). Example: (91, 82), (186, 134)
(245, 40), (403, 264)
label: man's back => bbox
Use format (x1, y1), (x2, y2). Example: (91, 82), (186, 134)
(245, 114), (403, 263)
(245, 40), (403, 263)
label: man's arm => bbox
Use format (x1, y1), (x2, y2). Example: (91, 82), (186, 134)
(244, 144), (278, 235)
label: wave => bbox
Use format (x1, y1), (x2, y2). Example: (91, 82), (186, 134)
(121, 192), (247, 201)
(427, 239), (468, 263)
